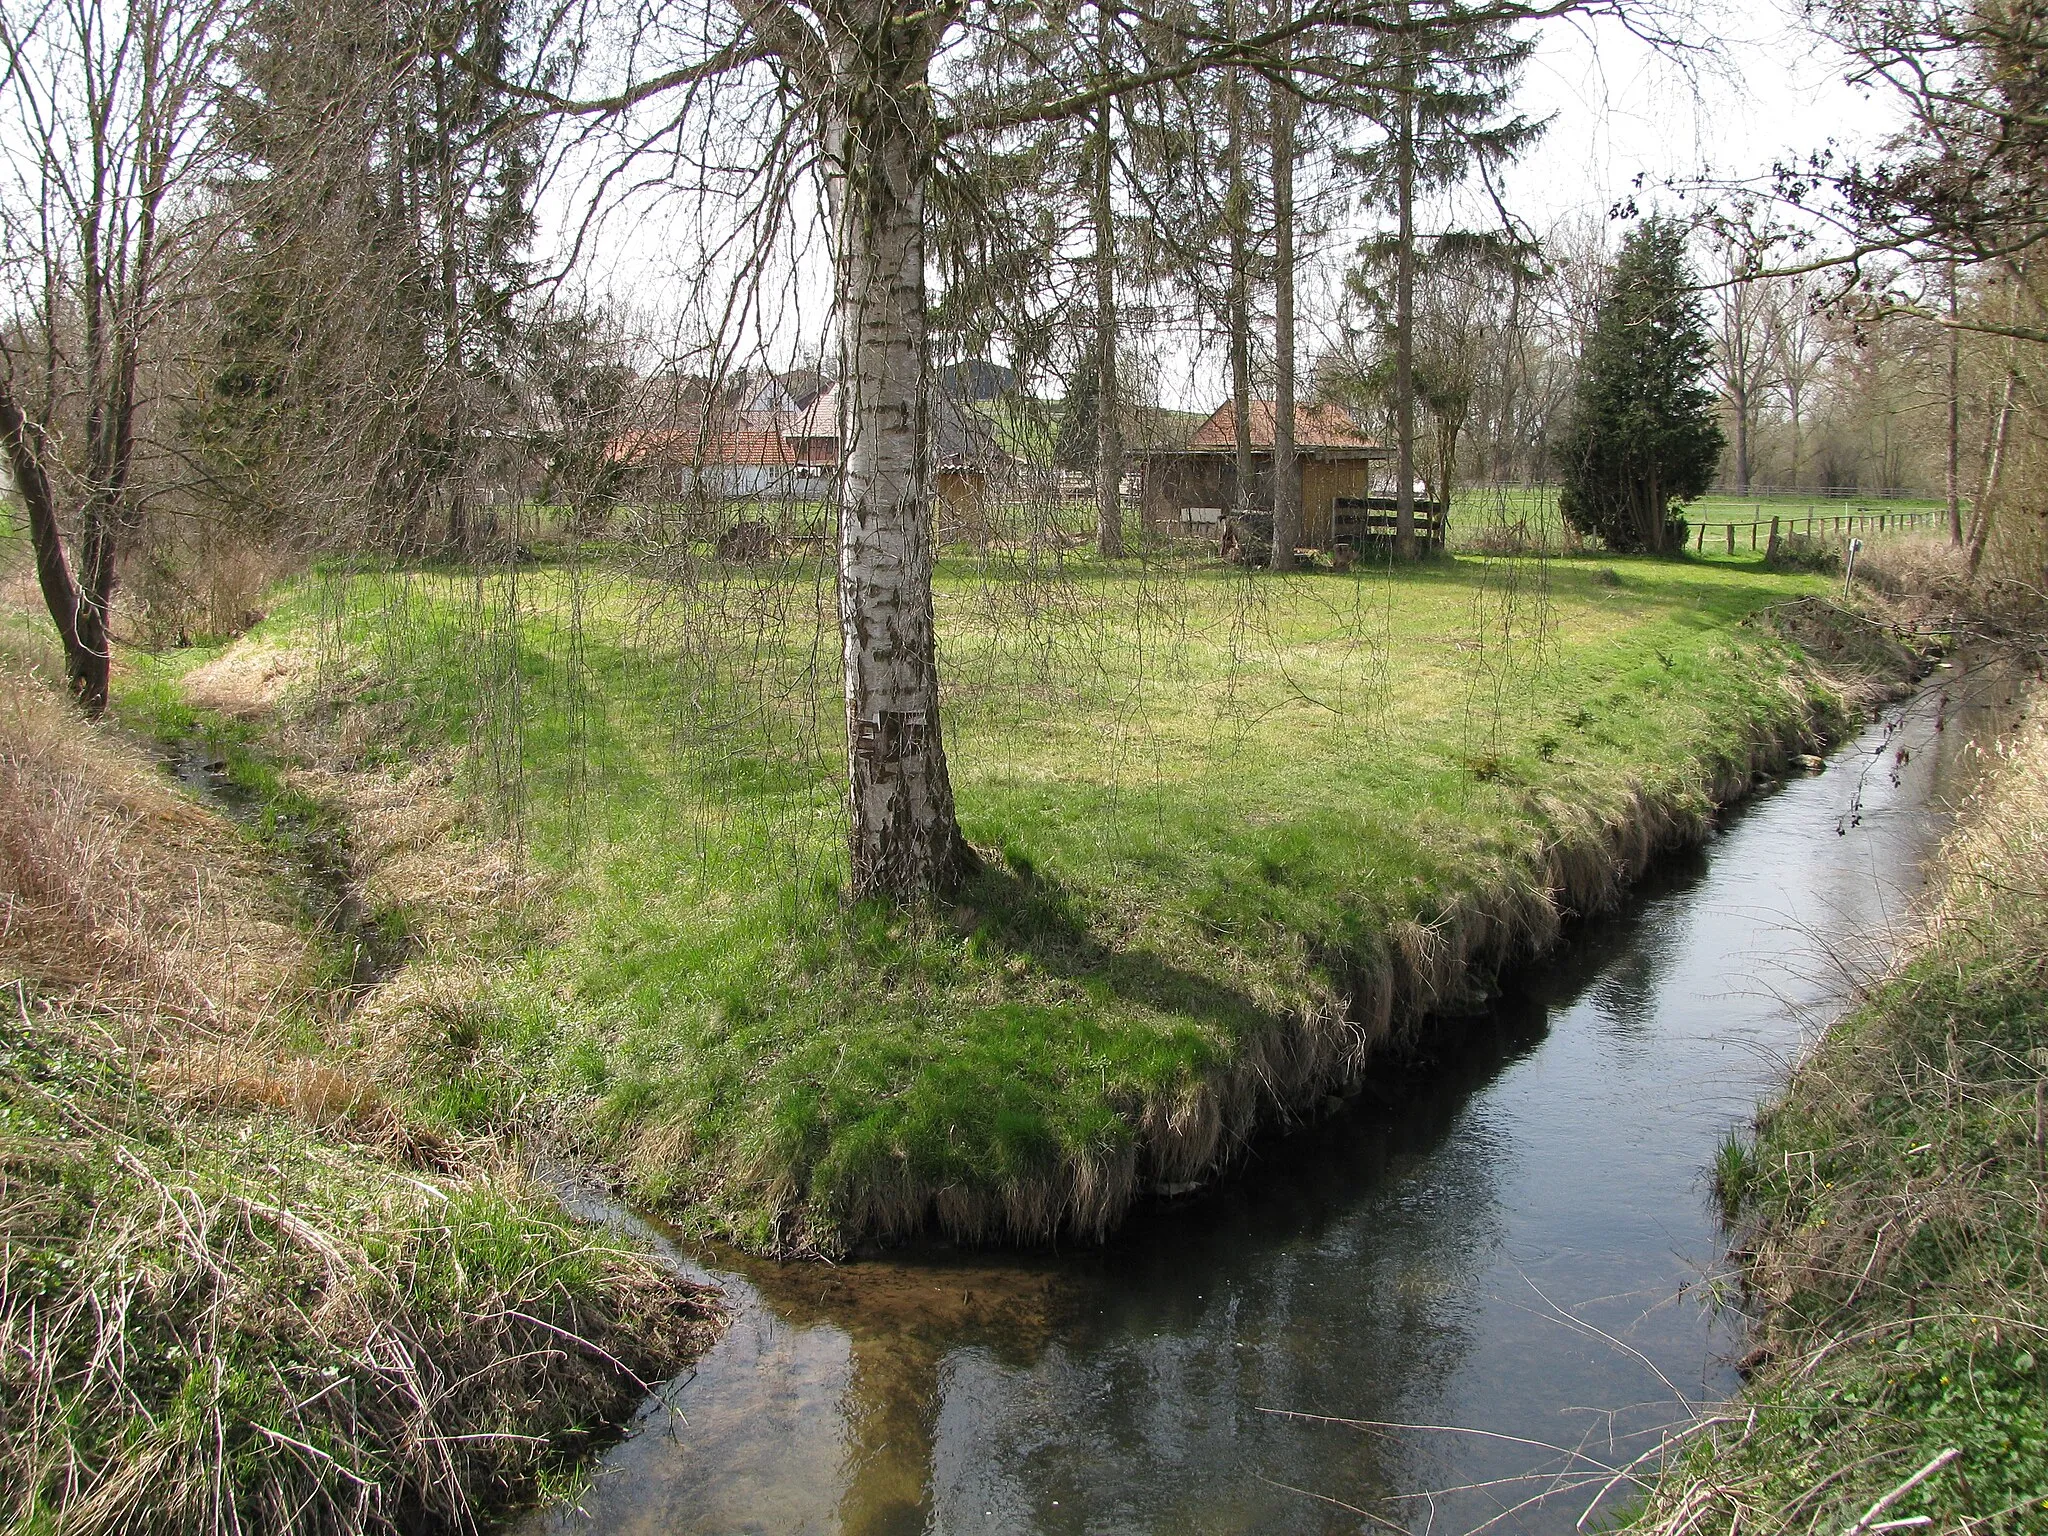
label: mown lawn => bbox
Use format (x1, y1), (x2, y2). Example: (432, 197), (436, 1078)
(124, 547), (1852, 1253)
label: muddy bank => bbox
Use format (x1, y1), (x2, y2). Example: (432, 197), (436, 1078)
(0, 660), (723, 1534)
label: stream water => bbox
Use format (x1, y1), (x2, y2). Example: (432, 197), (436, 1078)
(528, 662), (2023, 1536)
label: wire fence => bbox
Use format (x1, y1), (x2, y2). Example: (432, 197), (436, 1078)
(1693, 508), (1944, 555)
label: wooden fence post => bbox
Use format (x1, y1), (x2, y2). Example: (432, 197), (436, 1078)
(1696, 521), (1706, 553)
(1726, 524), (1736, 555)
(1768, 515), (1781, 561)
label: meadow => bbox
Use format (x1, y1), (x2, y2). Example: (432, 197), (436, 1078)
(103, 539), (1896, 1256)
(1448, 483), (1944, 554)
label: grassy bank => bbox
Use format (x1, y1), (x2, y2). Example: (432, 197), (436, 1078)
(1628, 673), (2048, 1536)
(0, 650), (718, 1534)
(114, 545), (1925, 1258)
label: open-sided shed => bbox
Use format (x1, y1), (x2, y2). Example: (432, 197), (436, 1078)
(1137, 399), (1390, 548)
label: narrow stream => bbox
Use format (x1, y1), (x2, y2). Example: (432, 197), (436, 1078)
(532, 662), (2023, 1536)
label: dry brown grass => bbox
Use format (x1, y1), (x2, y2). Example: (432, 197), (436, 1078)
(0, 660), (719, 1535)
(0, 650), (313, 1026)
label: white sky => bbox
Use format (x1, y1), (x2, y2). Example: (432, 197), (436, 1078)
(542, 0), (1913, 407)
(1499, 0), (1900, 227)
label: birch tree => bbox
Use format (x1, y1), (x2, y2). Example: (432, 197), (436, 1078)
(493, 0), (1600, 898)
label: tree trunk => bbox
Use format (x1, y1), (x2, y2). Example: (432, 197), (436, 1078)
(1225, 21), (1253, 523)
(1092, 21), (1123, 560)
(1393, 19), (1416, 562)
(829, 26), (971, 900)
(1945, 267), (1962, 547)
(1269, 12), (1299, 570)
(0, 385), (104, 710)
(1966, 363), (2016, 579)
(1732, 382), (1750, 495)
(434, 51), (471, 555)
(1789, 387), (1802, 492)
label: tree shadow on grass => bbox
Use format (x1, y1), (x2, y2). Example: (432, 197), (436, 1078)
(944, 856), (1286, 1049)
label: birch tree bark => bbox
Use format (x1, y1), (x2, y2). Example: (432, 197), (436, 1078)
(826, 6), (974, 899)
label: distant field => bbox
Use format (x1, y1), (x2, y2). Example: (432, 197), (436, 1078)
(1449, 485), (1946, 554)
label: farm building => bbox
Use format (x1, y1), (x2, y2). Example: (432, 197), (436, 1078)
(607, 422), (833, 501)
(610, 367), (1009, 517)
(1138, 399), (1392, 547)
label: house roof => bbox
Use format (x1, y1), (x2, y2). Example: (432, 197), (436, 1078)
(783, 383), (1005, 471)
(1186, 399), (1381, 452)
(607, 426), (796, 468)
(935, 358), (1019, 403)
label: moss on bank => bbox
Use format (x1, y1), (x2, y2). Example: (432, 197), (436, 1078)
(1627, 671), (2048, 1536)
(0, 653), (717, 1535)
(128, 550), (1928, 1258)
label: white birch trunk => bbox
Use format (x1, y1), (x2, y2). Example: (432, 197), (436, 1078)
(827, 27), (970, 899)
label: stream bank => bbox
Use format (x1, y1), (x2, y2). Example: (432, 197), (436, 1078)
(524, 657), (2021, 1536)
(1627, 655), (2047, 1534)
(0, 654), (721, 1536)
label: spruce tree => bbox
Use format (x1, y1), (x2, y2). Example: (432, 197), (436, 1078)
(196, 0), (537, 552)
(1556, 217), (1724, 553)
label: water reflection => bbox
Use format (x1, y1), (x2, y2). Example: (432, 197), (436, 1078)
(533, 664), (2020, 1536)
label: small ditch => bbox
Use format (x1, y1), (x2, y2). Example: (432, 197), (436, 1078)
(164, 735), (404, 1001)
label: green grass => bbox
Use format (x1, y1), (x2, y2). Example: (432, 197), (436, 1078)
(1631, 708), (2048, 1536)
(1450, 486), (1946, 554)
(0, 989), (711, 1534)
(137, 545), (1872, 1253)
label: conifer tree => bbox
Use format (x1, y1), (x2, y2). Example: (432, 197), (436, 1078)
(197, 0), (538, 552)
(1556, 217), (1723, 553)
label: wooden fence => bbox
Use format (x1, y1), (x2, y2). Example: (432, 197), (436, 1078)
(1696, 508), (1942, 555)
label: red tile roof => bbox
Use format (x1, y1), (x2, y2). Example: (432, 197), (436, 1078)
(1186, 399), (1379, 451)
(608, 427), (797, 468)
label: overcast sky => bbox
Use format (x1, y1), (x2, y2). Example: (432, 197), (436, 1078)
(1500, 0), (1900, 227)
(548, 0), (1913, 404)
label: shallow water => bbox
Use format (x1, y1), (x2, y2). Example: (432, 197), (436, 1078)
(533, 661), (2024, 1536)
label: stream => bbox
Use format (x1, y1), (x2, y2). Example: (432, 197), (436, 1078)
(525, 662), (2022, 1536)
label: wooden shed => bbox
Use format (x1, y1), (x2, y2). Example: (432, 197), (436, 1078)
(1137, 399), (1388, 548)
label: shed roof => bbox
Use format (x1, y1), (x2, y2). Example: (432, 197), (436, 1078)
(1186, 398), (1381, 452)
(607, 425), (796, 468)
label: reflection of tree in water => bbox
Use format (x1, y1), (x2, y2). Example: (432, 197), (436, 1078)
(740, 1256), (1073, 1535)
(911, 1032), (1529, 1534)
(723, 846), (1731, 1535)
(1582, 848), (1704, 1041)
